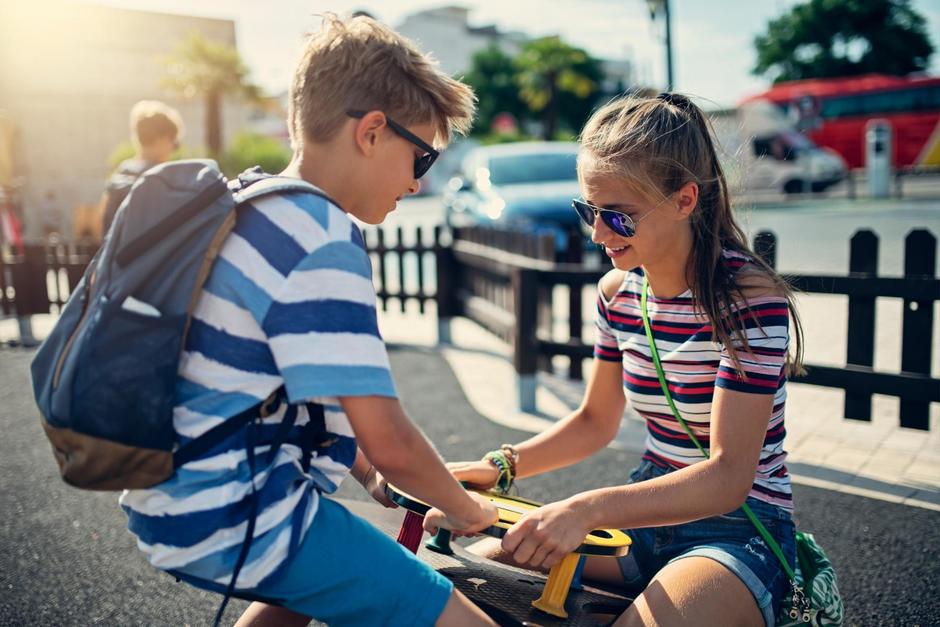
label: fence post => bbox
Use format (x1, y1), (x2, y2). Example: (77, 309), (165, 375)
(536, 233), (554, 373)
(513, 267), (539, 413)
(396, 226), (406, 313)
(11, 244), (50, 316)
(753, 231), (777, 269)
(435, 226), (458, 345)
(900, 229), (936, 429)
(415, 226), (426, 315)
(0, 246), (12, 317)
(8, 244), (47, 346)
(375, 228), (389, 312)
(566, 227), (584, 380)
(845, 230), (879, 422)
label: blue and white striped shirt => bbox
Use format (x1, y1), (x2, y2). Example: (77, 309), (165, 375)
(119, 187), (396, 588)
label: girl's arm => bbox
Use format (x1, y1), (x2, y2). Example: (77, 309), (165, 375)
(515, 357), (627, 478)
(571, 385), (772, 526)
(451, 270), (628, 487)
(448, 356), (627, 486)
(502, 387), (773, 569)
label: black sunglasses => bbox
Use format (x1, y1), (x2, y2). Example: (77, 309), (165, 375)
(347, 110), (439, 179)
(572, 198), (650, 238)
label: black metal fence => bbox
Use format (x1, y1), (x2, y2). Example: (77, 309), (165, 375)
(440, 226), (939, 430)
(1, 242), (98, 317)
(3, 224), (938, 430)
(361, 225), (442, 315)
(753, 229), (939, 429)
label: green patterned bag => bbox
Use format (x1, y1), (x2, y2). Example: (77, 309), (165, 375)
(640, 277), (844, 625)
(776, 531), (844, 626)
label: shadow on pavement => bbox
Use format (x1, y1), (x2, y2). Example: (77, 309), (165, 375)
(1, 346), (937, 626)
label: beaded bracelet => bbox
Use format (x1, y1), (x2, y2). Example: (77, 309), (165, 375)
(482, 449), (514, 494)
(499, 443), (519, 477)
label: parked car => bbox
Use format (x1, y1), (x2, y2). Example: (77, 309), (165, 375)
(442, 141), (584, 253)
(415, 137), (480, 196)
(710, 100), (847, 195)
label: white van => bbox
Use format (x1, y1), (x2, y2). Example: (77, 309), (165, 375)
(710, 100), (847, 194)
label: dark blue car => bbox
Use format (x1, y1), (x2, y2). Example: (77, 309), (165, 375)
(442, 141), (584, 253)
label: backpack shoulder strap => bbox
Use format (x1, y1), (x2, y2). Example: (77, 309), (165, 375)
(232, 172), (342, 208)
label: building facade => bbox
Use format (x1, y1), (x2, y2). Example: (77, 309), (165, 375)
(396, 6), (529, 77)
(0, 1), (251, 238)
(396, 6), (632, 90)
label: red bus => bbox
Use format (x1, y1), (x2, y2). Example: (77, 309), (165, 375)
(740, 74), (940, 170)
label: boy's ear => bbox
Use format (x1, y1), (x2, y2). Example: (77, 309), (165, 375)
(675, 181), (698, 218)
(352, 110), (388, 157)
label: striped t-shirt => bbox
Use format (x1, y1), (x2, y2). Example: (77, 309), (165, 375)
(595, 250), (793, 510)
(119, 185), (396, 588)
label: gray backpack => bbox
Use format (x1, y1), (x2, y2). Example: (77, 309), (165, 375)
(30, 159), (326, 490)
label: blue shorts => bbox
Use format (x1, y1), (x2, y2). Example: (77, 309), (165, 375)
(616, 461), (796, 627)
(177, 497), (454, 627)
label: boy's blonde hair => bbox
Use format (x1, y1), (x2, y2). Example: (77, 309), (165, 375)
(130, 100), (183, 147)
(288, 14), (476, 150)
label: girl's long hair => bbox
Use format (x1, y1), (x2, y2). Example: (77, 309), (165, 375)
(579, 92), (804, 375)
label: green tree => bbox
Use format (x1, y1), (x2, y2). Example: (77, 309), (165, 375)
(162, 32), (261, 158)
(514, 37), (601, 140)
(463, 45), (527, 136)
(753, 0), (934, 83)
(220, 132), (291, 179)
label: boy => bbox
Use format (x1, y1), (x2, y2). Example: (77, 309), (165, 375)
(100, 100), (183, 233)
(118, 15), (498, 627)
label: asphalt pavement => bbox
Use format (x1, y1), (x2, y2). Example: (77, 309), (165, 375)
(1, 345), (938, 626)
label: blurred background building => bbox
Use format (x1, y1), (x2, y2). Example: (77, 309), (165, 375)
(397, 6), (528, 76)
(1, 0), (935, 238)
(397, 6), (633, 103)
(0, 1), (253, 238)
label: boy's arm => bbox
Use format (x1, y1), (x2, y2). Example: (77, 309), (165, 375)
(350, 447), (373, 483)
(341, 395), (497, 533)
(350, 447), (395, 508)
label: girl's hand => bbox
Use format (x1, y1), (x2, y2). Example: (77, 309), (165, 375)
(423, 492), (499, 537)
(501, 498), (591, 570)
(446, 460), (500, 490)
(363, 468), (397, 509)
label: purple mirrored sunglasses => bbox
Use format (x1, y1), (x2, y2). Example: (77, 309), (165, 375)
(572, 198), (641, 237)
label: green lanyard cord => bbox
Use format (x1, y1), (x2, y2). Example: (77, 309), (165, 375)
(639, 275), (797, 582)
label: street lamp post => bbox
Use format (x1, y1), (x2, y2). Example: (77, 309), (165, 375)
(645, 0), (674, 91)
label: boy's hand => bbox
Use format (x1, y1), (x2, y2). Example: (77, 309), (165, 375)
(446, 460), (500, 490)
(363, 467), (397, 509)
(500, 498), (590, 570)
(423, 492), (498, 537)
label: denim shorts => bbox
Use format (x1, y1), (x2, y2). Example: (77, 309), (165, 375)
(616, 460), (796, 627)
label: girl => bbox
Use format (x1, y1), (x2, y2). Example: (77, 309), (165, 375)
(430, 92), (804, 627)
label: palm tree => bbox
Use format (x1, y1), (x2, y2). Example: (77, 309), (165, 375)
(514, 37), (600, 140)
(162, 32), (261, 159)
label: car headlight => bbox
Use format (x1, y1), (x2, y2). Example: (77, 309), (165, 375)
(481, 198), (506, 219)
